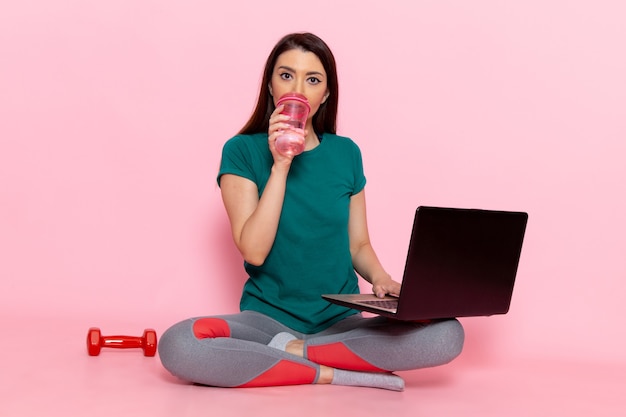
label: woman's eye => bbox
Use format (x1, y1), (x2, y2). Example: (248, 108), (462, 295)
(307, 77), (321, 85)
(280, 73), (292, 80)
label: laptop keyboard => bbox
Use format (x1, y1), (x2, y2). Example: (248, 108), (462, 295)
(361, 299), (398, 309)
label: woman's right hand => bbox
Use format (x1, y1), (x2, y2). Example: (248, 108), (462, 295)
(268, 104), (296, 166)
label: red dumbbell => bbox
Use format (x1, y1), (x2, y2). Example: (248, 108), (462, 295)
(87, 327), (158, 356)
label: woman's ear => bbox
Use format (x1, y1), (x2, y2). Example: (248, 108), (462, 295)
(322, 91), (329, 103)
(268, 84), (273, 96)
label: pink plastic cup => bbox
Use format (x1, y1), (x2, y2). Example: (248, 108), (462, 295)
(275, 93), (311, 156)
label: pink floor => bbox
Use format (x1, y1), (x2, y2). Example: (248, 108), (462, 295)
(1, 314), (623, 417)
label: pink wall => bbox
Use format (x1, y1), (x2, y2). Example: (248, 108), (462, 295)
(1, 1), (625, 364)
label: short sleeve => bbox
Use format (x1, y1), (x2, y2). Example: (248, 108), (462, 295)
(350, 140), (367, 195)
(217, 135), (257, 187)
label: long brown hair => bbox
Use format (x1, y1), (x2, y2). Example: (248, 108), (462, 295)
(239, 33), (339, 135)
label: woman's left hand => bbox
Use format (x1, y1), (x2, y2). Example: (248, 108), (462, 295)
(371, 275), (402, 298)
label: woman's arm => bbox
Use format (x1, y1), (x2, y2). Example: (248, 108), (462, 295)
(348, 190), (402, 298)
(220, 165), (287, 266)
(220, 106), (295, 266)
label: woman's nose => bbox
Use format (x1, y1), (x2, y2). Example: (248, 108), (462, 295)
(293, 81), (305, 95)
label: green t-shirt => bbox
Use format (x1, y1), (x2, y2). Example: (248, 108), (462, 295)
(217, 132), (366, 333)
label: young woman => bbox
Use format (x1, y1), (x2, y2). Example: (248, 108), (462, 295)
(158, 32), (464, 391)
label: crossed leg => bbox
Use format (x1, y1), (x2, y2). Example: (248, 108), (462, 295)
(158, 310), (464, 390)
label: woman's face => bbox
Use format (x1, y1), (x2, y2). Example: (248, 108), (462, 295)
(269, 48), (330, 122)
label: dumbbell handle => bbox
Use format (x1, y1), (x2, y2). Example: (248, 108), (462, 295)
(101, 335), (145, 349)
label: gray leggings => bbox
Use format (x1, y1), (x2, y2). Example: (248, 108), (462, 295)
(158, 311), (464, 387)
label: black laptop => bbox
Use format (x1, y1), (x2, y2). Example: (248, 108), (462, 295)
(322, 206), (528, 320)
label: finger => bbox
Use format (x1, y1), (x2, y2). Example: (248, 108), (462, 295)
(269, 105), (285, 122)
(269, 118), (290, 135)
(372, 286), (386, 298)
